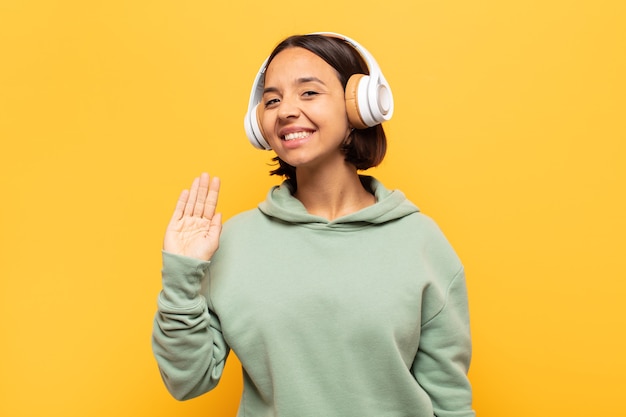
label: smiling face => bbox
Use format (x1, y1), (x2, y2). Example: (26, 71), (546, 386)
(259, 47), (353, 172)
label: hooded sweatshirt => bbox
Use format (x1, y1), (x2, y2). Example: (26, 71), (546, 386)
(152, 177), (474, 417)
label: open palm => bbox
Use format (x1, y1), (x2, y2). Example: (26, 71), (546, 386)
(164, 173), (222, 261)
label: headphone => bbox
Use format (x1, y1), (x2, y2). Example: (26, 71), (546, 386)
(243, 32), (394, 150)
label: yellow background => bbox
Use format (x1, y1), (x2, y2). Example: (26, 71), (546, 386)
(1, 1), (625, 416)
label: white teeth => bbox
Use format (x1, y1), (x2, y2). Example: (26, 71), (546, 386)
(283, 131), (311, 141)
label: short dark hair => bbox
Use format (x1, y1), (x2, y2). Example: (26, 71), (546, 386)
(263, 34), (388, 180)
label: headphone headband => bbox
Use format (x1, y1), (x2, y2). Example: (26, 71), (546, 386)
(244, 32), (394, 150)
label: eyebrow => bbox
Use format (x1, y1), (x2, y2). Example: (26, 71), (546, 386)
(263, 76), (327, 94)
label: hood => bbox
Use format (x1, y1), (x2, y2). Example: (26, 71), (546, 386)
(258, 176), (419, 230)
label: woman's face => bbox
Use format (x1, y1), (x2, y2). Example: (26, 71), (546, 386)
(260, 47), (352, 171)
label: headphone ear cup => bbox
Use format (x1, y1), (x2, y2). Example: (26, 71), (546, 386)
(345, 74), (369, 130)
(255, 104), (270, 149)
(244, 103), (271, 150)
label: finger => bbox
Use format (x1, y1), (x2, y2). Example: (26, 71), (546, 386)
(193, 173), (210, 217)
(184, 177), (200, 217)
(203, 176), (220, 220)
(170, 189), (189, 223)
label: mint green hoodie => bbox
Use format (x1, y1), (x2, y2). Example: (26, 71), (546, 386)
(153, 177), (474, 417)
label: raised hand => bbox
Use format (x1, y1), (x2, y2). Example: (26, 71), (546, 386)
(163, 173), (222, 261)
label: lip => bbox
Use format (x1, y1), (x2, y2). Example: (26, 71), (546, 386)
(282, 132), (314, 149)
(277, 126), (315, 149)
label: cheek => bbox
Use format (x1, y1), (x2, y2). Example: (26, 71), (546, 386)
(258, 109), (284, 149)
(331, 110), (352, 135)
(329, 99), (350, 129)
(309, 100), (350, 128)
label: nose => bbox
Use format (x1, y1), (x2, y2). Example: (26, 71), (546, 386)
(277, 96), (301, 120)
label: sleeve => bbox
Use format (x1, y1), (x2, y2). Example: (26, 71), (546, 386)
(411, 267), (475, 417)
(151, 250), (230, 401)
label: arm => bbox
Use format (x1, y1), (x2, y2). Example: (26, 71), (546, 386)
(152, 252), (229, 400)
(412, 268), (475, 417)
(152, 173), (228, 400)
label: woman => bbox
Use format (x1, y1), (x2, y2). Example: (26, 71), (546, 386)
(152, 33), (475, 417)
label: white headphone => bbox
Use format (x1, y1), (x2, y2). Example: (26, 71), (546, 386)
(243, 32), (394, 150)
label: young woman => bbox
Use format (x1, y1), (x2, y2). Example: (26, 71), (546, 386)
(152, 33), (475, 417)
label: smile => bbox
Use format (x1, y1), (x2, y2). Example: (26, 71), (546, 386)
(283, 131), (312, 141)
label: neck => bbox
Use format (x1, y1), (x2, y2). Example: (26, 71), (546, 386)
(293, 163), (375, 221)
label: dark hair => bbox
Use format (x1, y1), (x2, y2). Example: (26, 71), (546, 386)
(263, 34), (388, 180)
